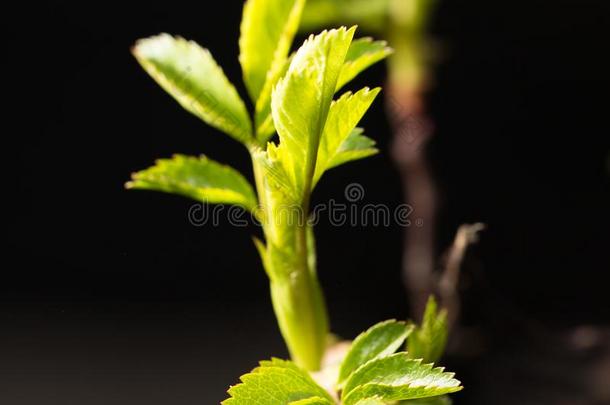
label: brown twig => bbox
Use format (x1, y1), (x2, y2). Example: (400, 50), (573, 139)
(387, 83), (436, 321)
(438, 222), (486, 329)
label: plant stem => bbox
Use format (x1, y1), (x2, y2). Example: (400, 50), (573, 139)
(250, 150), (329, 371)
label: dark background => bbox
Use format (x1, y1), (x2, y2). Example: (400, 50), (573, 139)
(5, 1), (609, 404)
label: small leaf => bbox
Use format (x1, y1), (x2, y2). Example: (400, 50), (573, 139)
(327, 128), (378, 170)
(342, 353), (462, 405)
(133, 34), (252, 144)
(313, 87), (381, 186)
(271, 26), (356, 198)
(338, 320), (413, 387)
(223, 358), (333, 405)
(240, 0), (306, 103)
(126, 154), (258, 212)
(407, 296), (448, 364)
(337, 37), (393, 91)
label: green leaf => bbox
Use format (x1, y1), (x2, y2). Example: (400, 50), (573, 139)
(338, 320), (413, 388)
(254, 55), (293, 142)
(132, 34), (252, 145)
(337, 38), (393, 91)
(239, 0), (306, 142)
(240, 0), (305, 142)
(327, 128), (378, 170)
(313, 87), (381, 186)
(223, 358), (333, 405)
(240, 0), (306, 103)
(257, 37), (390, 142)
(342, 353), (462, 405)
(407, 296), (449, 364)
(126, 154), (258, 212)
(271, 26), (356, 198)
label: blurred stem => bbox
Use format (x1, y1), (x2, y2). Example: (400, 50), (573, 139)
(386, 0), (438, 320)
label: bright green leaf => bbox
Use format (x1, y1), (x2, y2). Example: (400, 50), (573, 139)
(223, 358), (332, 405)
(254, 55), (292, 142)
(126, 154), (258, 212)
(257, 37), (390, 141)
(132, 34), (252, 144)
(337, 38), (393, 91)
(314, 87), (381, 186)
(240, 0), (305, 142)
(342, 353), (462, 405)
(407, 296), (449, 364)
(338, 320), (413, 388)
(240, 0), (306, 103)
(271, 26), (356, 198)
(327, 128), (378, 170)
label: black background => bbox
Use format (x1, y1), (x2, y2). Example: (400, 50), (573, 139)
(5, 1), (610, 404)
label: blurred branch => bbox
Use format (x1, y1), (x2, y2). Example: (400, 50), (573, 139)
(386, 0), (440, 321)
(437, 223), (486, 329)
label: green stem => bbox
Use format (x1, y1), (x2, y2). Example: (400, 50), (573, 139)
(270, 233), (328, 370)
(249, 148), (329, 371)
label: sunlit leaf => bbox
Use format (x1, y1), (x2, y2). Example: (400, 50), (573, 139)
(337, 38), (393, 91)
(407, 296), (448, 364)
(338, 319), (413, 387)
(256, 38), (390, 141)
(223, 358), (333, 405)
(240, 0), (306, 103)
(314, 87), (381, 186)
(133, 34), (252, 144)
(126, 154), (257, 212)
(342, 353), (462, 405)
(327, 128), (378, 170)
(271, 27), (356, 198)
